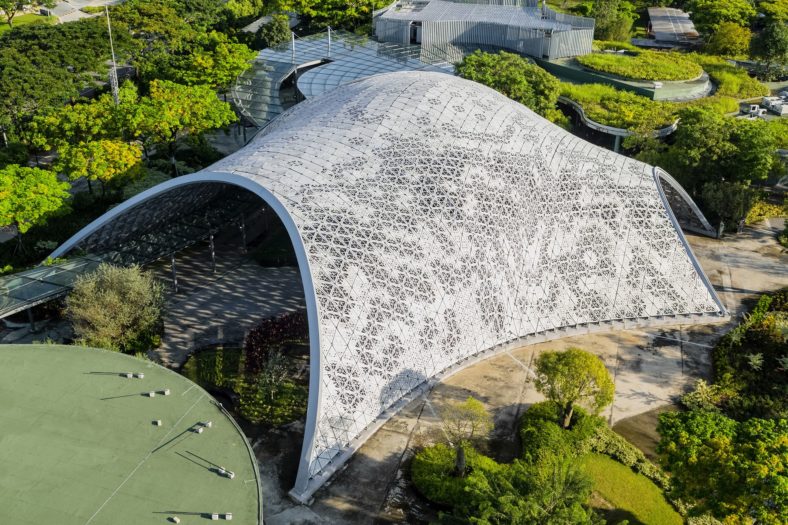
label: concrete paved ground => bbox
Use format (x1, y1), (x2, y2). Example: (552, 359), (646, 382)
(151, 238), (304, 368)
(261, 219), (787, 525)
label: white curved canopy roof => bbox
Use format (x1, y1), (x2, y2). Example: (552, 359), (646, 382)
(53, 71), (725, 500)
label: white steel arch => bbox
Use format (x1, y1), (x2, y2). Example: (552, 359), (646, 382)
(52, 71), (725, 502)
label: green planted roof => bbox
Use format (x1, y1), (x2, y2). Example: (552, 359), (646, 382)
(0, 344), (261, 525)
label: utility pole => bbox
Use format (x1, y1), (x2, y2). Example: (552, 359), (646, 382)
(105, 5), (119, 106)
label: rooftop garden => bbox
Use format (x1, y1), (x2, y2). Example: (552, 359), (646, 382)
(559, 81), (743, 132)
(687, 54), (770, 99)
(576, 49), (703, 81)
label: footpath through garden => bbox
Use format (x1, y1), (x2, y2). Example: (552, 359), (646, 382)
(259, 218), (788, 525)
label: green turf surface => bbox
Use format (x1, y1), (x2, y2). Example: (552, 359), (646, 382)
(581, 453), (682, 525)
(0, 345), (261, 525)
(0, 14), (56, 35)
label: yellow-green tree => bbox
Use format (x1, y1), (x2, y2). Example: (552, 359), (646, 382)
(440, 396), (493, 477)
(133, 80), (236, 174)
(54, 140), (143, 194)
(533, 348), (615, 429)
(705, 22), (752, 57)
(0, 164), (70, 250)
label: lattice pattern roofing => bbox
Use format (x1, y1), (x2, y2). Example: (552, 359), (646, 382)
(210, 71), (724, 494)
(52, 72), (724, 500)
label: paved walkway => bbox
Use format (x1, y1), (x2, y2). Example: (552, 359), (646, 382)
(151, 240), (304, 367)
(261, 219), (788, 524)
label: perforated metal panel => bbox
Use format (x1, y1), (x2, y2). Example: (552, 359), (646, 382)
(53, 72), (724, 501)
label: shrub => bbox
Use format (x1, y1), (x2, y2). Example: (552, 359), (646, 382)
(457, 50), (562, 120)
(411, 443), (502, 507)
(594, 40), (639, 52)
(560, 82), (675, 130)
(66, 264), (164, 353)
(745, 199), (787, 225)
(779, 224), (788, 248)
(243, 310), (308, 375)
(576, 50), (703, 81)
(520, 401), (604, 457)
(712, 290), (788, 420)
(519, 401), (669, 489)
(687, 54), (769, 99)
(236, 375), (308, 425)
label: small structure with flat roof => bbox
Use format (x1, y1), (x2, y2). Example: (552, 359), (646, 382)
(374, 0), (595, 60)
(647, 7), (699, 43)
(0, 344), (262, 525)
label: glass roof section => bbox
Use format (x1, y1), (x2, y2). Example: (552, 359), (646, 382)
(231, 31), (454, 128)
(0, 256), (102, 318)
(0, 184), (262, 319)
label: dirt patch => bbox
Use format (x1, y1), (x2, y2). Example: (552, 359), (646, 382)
(612, 404), (678, 461)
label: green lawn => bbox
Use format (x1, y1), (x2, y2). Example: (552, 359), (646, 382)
(0, 14), (57, 35)
(581, 453), (682, 525)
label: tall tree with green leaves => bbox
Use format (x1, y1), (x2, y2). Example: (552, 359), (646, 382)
(440, 396), (494, 477)
(533, 348), (615, 429)
(751, 20), (788, 79)
(0, 164), (70, 250)
(138, 31), (256, 91)
(55, 140), (143, 195)
(686, 0), (756, 34)
(592, 0), (635, 41)
(705, 22), (752, 56)
(0, 0), (55, 28)
(291, 0), (389, 30)
(255, 14), (291, 50)
(457, 50), (563, 122)
(133, 80), (236, 174)
(638, 107), (777, 196)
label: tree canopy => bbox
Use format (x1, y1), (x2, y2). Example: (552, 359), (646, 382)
(533, 348), (615, 429)
(0, 164), (70, 235)
(138, 30), (256, 90)
(637, 106), (777, 194)
(133, 80), (236, 161)
(705, 22), (752, 56)
(54, 140), (143, 192)
(457, 51), (563, 122)
(290, 0), (389, 30)
(254, 13), (291, 50)
(751, 20), (788, 79)
(658, 410), (788, 524)
(592, 0), (635, 41)
(441, 396), (494, 477)
(686, 0), (756, 34)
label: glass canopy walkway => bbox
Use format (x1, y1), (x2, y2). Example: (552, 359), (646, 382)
(0, 184), (264, 320)
(231, 30), (454, 128)
(0, 257), (102, 319)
